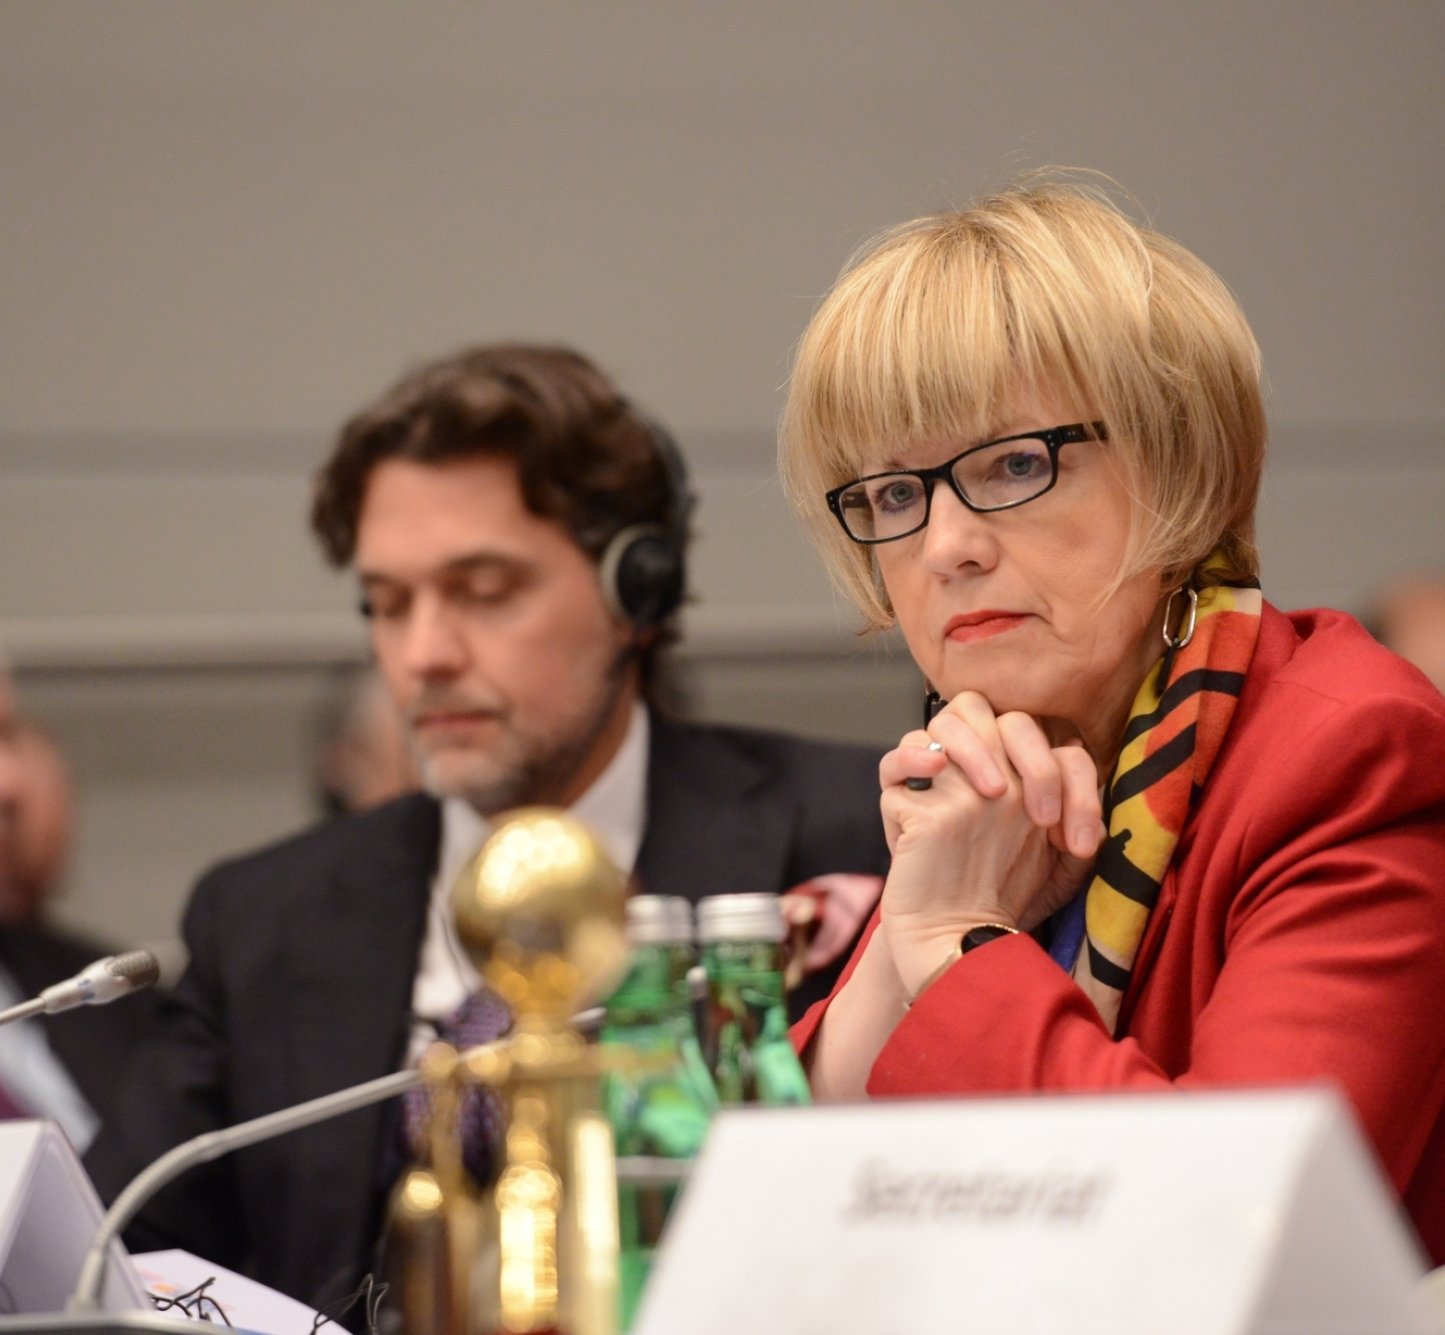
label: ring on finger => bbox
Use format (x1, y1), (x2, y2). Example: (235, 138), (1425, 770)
(905, 740), (945, 792)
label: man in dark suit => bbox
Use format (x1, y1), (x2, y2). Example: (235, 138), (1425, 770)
(86, 344), (889, 1312)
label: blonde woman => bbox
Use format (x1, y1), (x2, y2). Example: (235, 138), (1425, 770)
(780, 180), (1445, 1262)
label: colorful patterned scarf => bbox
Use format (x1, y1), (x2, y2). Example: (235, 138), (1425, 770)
(1070, 579), (1262, 1033)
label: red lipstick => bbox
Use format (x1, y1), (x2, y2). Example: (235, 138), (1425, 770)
(943, 611), (1031, 644)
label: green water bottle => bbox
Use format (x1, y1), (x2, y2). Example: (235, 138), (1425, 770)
(697, 893), (812, 1106)
(600, 895), (717, 1330)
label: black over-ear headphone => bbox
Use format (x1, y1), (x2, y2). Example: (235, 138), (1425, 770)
(597, 418), (693, 630)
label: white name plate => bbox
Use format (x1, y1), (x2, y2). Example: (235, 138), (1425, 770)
(635, 1086), (1438, 1335)
(0, 1121), (148, 1315)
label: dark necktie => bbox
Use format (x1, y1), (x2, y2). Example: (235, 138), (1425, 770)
(401, 989), (511, 1184)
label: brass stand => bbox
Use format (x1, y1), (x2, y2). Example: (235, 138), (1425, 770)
(388, 809), (630, 1335)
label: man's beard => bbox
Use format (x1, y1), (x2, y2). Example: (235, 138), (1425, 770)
(0, 815), (24, 925)
(417, 720), (609, 814)
(410, 656), (634, 815)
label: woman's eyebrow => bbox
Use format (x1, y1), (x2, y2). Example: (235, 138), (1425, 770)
(873, 429), (989, 473)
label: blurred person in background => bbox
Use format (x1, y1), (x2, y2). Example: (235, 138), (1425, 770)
(313, 666), (419, 818)
(88, 343), (890, 1312)
(779, 178), (1445, 1263)
(1371, 575), (1445, 695)
(0, 666), (159, 1150)
(0, 716), (72, 926)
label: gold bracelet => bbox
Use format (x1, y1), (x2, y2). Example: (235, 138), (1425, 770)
(907, 922), (1021, 1007)
(907, 948), (962, 1006)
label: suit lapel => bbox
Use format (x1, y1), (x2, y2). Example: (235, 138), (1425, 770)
(278, 795), (439, 1292)
(635, 715), (796, 903)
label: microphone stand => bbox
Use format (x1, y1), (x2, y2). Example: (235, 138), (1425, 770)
(67, 1067), (423, 1316)
(0, 995), (46, 1026)
(53, 1011), (583, 1324)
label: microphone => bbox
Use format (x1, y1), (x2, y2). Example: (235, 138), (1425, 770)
(0, 951), (161, 1027)
(68, 1047), (508, 1312)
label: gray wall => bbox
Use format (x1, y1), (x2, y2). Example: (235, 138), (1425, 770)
(1, 2), (1441, 953)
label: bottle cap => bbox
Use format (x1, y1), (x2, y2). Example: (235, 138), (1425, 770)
(696, 892), (786, 944)
(625, 894), (694, 946)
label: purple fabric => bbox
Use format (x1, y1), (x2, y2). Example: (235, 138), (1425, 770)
(0, 1080), (33, 1119)
(401, 989), (511, 1184)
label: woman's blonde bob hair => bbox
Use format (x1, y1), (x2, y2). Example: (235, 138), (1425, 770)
(779, 179), (1265, 631)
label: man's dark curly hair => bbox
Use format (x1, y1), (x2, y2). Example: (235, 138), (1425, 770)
(313, 344), (680, 563)
(311, 343), (688, 679)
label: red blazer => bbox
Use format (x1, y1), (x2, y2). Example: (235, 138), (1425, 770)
(795, 605), (1445, 1263)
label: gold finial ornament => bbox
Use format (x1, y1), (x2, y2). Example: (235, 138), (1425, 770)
(391, 808), (627, 1335)
(453, 807), (630, 1028)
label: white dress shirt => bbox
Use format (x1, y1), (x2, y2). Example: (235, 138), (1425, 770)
(405, 702), (649, 1061)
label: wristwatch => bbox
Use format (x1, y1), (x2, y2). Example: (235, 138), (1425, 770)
(961, 922), (1020, 954)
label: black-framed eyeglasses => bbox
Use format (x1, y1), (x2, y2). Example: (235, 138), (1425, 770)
(824, 421), (1108, 545)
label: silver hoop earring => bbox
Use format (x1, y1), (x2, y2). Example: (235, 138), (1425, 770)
(1162, 586), (1198, 650)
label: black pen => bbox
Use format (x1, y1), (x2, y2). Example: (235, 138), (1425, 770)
(905, 691), (947, 791)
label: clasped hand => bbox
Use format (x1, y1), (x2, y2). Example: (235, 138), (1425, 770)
(878, 692), (1105, 993)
